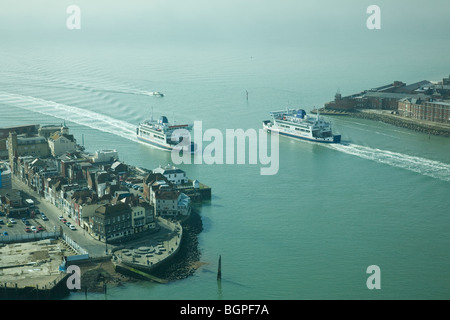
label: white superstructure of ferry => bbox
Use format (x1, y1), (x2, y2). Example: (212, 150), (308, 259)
(137, 115), (196, 152)
(262, 109), (341, 143)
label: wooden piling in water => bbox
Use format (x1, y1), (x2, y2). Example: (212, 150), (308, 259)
(217, 255), (222, 281)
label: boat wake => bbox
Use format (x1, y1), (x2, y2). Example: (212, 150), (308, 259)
(0, 91), (137, 142)
(327, 143), (450, 182)
(1, 72), (158, 98)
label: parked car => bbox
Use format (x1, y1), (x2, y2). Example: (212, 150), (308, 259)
(58, 215), (64, 220)
(41, 215), (48, 221)
(22, 217), (27, 222)
(37, 225), (44, 231)
(69, 225), (76, 231)
(0, 219), (4, 224)
(31, 226), (37, 232)
(9, 218), (16, 224)
(24, 220), (31, 226)
(25, 227), (31, 233)
(2, 231), (8, 236)
(61, 219), (67, 224)
(6, 222), (13, 227)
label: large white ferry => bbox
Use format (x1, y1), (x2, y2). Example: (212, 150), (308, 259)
(263, 109), (341, 144)
(137, 115), (196, 152)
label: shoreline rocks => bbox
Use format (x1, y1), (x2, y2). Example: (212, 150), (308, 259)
(151, 208), (203, 281)
(346, 110), (450, 137)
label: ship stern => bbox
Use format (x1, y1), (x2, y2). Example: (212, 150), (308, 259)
(333, 134), (341, 143)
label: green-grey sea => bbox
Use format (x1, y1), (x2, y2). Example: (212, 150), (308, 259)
(1, 0), (449, 300)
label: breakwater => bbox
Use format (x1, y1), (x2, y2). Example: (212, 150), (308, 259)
(348, 110), (450, 137)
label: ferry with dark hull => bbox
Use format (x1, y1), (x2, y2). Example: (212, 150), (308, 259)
(263, 109), (341, 144)
(137, 115), (196, 152)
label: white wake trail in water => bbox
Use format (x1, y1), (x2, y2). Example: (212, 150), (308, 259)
(328, 143), (450, 182)
(0, 91), (137, 142)
(0, 72), (156, 97)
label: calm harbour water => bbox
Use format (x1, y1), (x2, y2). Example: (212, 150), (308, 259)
(1, 1), (450, 300)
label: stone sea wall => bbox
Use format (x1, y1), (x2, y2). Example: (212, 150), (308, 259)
(348, 111), (450, 137)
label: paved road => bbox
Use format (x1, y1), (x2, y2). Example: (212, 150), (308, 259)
(11, 177), (180, 262)
(12, 177), (108, 258)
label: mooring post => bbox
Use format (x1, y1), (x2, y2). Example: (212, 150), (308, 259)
(217, 255), (222, 281)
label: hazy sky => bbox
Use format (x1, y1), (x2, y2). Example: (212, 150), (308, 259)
(1, 0), (449, 46)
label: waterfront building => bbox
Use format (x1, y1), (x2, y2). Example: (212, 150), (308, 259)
(398, 98), (450, 123)
(111, 161), (128, 174)
(153, 164), (188, 185)
(131, 205), (150, 233)
(48, 131), (77, 157)
(0, 124), (39, 141)
(154, 189), (191, 217)
(91, 150), (119, 163)
(89, 202), (133, 242)
(38, 124), (69, 139)
(324, 76), (450, 124)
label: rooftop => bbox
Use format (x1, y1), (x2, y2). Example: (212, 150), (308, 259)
(153, 164), (185, 175)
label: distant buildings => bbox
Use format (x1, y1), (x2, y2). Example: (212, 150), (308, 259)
(324, 75), (450, 124)
(143, 166), (191, 217)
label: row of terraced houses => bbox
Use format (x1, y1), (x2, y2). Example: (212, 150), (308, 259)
(0, 124), (192, 243)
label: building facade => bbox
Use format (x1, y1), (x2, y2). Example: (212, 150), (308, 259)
(89, 202), (132, 242)
(398, 99), (450, 123)
(0, 188), (29, 217)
